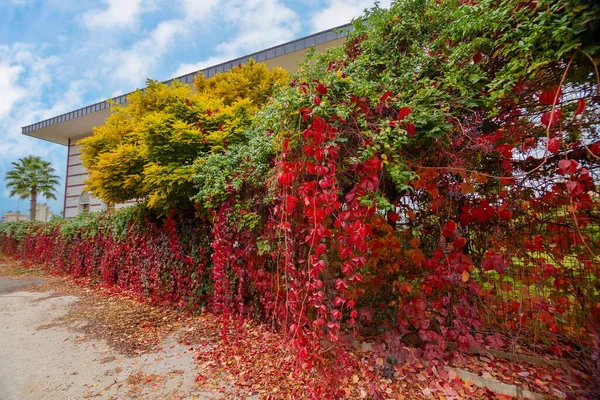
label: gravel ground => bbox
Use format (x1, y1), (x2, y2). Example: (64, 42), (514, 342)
(0, 276), (222, 400)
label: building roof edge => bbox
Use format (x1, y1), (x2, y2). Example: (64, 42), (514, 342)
(21, 23), (352, 136)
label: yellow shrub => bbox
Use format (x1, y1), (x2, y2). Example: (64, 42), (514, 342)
(79, 61), (289, 213)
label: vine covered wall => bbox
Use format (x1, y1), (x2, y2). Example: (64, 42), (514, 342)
(2, 0), (600, 397)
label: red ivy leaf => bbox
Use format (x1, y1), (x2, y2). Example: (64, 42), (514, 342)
(335, 279), (348, 291)
(331, 309), (341, 320)
(360, 175), (380, 192)
(538, 87), (562, 105)
(541, 109), (562, 127)
(575, 98), (586, 115)
(497, 206), (512, 220)
(565, 180), (583, 197)
(558, 159), (578, 175)
(333, 297), (345, 307)
(315, 243), (327, 255)
(285, 196), (298, 214)
(277, 172), (295, 186)
(482, 253), (505, 274)
(547, 138), (559, 154)
(399, 282), (412, 295)
(442, 221), (456, 237)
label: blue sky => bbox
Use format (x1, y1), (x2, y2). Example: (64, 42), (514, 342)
(0, 0), (391, 218)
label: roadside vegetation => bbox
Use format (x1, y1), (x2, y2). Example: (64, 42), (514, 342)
(2, 0), (599, 398)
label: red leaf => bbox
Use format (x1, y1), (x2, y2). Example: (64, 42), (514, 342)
(442, 221), (456, 237)
(399, 282), (412, 295)
(565, 180), (583, 197)
(333, 297), (345, 307)
(341, 261), (354, 276)
(547, 138), (559, 154)
(299, 107), (312, 121)
(285, 196), (298, 214)
(360, 175), (380, 192)
(497, 201), (513, 220)
(388, 212), (399, 223)
(315, 243), (327, 255)
(541, 109), (562, 127)
(538, 87), (562, 105)
(313, 95), (321, 106)
(277, 172), (295, 186)
(482, 254), (505, 274)
(473, 51), (482, 63)
(558, 159), (578, 175)
(543, 264), (557, 276)
(575, 98), (585, 115)
(398, 107), (412, 121)
(335, 279), (348, 291)
(378, 91), (393, 103)
(406, 122), (416, 137)
(314, 80), (330, 96)
(331, 309), (341, 320)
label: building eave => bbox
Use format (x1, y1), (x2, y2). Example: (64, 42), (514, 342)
(21, 23), (352, 146)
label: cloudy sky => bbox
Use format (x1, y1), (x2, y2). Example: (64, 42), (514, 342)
(0, 0), (391, 218)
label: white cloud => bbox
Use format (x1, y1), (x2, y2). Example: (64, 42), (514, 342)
(311, 0), (393, 32)
(102, 19), (186, 86)
(173, 0), (300, 77)
(0, 44), (90, 215)
(0, 44), (86, 154)
(218, 0), (300, 54)
(180, 0), (219, 21)
(0, 64), (27, 119)
(80, 0), (145, 30)
(0, 44), (61, 119)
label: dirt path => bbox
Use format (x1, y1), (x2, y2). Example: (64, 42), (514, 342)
(0, 276), (222, 400)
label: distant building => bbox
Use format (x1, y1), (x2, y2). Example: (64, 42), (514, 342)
(35, 204), (53, 222)
(4, 211), (28, 222)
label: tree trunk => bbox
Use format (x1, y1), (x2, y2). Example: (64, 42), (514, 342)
(30, 187), (37, 222)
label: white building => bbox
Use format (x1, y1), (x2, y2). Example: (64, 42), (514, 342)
(3, 211), (29, 222)
(35, 204), (53, 222)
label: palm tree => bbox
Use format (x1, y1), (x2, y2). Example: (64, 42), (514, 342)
(5, 156), (60, 221)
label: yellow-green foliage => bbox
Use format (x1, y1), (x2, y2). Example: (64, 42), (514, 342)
(80, 60), (288, 213)
(194, 59), (289, 106)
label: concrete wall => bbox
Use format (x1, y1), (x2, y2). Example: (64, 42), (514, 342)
(64, 135), (139, 218)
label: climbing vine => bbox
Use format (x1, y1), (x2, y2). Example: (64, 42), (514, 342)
(2, 0), (600, 397)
